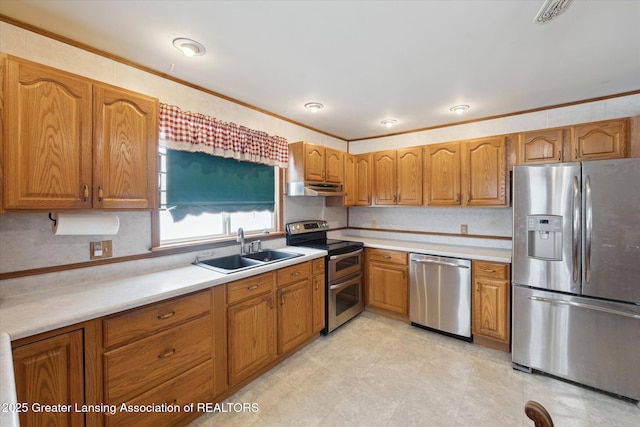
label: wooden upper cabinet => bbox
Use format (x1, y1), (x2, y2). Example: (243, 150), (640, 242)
(325, 147), (344, 183)
(356, 153), (373, 206)
(303, 143), (325, 182)
(461, 136), (507, 207)
(93, 84), (158, 209)
(344, 154), (357, 206)
(373, 150), (397, 205)
(397, 147), (423, 205)
(425, 142), (461, 206)
(570, 119), (628, 161)
(517, 129), (564, 165)
(287, 141), (344, 184)
(372, 148), (422, 206)
(4, 57), (93, 210)
(2, 57), (159, 212)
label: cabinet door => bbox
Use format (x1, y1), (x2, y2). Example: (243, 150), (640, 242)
(461, 137), (507, 206)
(304, 144), (325, 182)
(517, 129), (564, 165)
(570, 119), (628, 161)
(355, 153), (373, 206)
(425, 143), (461, 206)
(397, 147), (423, 205)
(227, 293), (276, 385)
(373, 150), (397, 205)
(93, 84), (158, 209)
(472, 277), (509, 342)
(12, 330), (85, 427)
(277, 279), (312, 354)
(4, 58), (93, 210)
(325, 148), (344, 184)
(366, 262), (408, 315)
(312, 274), (326, 333)
(344, 154), (357, 206)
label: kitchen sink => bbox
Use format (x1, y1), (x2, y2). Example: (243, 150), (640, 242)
(242, 250), (302, 263)
(194, 250), (302, 274)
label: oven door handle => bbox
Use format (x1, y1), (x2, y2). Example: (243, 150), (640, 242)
(329, 276), (361, 291)
(329, 248), (363, 260)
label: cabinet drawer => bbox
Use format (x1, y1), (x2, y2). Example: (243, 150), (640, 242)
(105, 361), (213, 427)
(104, 314), (212, 404)
(367, 249), (407, 265)
(474, 261), (509, 280)
(103, 290), (211, 348)
(227, 272), (275, 304)
(277, 262), (311, 286)
(312, 258), (325, 275)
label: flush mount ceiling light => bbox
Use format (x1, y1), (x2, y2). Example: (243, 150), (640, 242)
(534, 0), (574, 24)
(449, 105), (470, 115)
(380, 119), (398, 128)
(172, 38), (206, 57)
(304, 102), (324, 112)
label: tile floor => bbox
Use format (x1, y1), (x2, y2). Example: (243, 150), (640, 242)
(188, 312), (639, 427)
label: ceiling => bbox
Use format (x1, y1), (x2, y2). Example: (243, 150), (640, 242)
(1, 0), (639, 140)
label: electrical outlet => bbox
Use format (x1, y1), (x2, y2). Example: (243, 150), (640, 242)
(371, 219), (377, 228)
(461, 224), (468, 235)
(90, 240), (113, 259)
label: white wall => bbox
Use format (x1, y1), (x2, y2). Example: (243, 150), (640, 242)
(0, 22), (347, 286)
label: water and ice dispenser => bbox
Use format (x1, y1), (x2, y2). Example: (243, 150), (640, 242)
(526, 215), (563, 261)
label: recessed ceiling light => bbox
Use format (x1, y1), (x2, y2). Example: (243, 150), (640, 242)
(173, 38), (206, 57)
(380, 119), (398, 128)
(304, 102), (324, 112)
(449, 105), (470, 115)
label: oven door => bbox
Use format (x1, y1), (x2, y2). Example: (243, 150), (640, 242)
(327, 273), (364, 333)
(328, 248), (363, 282)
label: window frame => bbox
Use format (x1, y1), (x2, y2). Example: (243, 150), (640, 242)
(151, 150), (285, 252)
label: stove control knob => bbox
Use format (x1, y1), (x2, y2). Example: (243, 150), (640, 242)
(323, 222), (329, 228)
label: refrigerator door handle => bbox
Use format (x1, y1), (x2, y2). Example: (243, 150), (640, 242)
(585, 175), (592, 284)
(572, 176), (580, 283)
(528, 296), (640, 320)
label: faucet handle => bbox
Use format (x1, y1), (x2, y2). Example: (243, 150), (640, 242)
(250, 240), (262, 253)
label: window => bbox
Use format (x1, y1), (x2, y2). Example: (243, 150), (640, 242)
(158, 147), (278, 245)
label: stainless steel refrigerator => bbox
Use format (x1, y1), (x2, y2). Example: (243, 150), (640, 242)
(512, 158), (640, 403)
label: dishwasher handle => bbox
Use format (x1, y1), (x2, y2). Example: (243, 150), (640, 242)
(410, 257), (470, 269)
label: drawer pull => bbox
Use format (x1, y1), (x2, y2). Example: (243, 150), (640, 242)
(158, 349), (176, 359)
(157, 311), (176, 320)
(483, 269), (496, 273)
(384, 255), (391, 259)
(291, 271), (301, 277)
(247, 285), (259, 290)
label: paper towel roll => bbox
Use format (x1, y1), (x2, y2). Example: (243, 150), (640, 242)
(52, 213), (120, 235)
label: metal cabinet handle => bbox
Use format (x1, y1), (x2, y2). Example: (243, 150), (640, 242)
(157, 311), (175, 320)
(291, 271), (301, 277)
(455, 193), (460, 204)
(279, 290), (285, 305)
(558, 150), (561, 161)
(483, 269), (496, 273)
(269, 297), (274, 309)
(247, 285), (259, 290)
(158, 349), (176, 359)
(82, 185), (89, 202)
(98, 185), (104, 202)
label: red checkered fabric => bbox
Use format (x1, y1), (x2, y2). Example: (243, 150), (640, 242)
(159, 103), (289, 168)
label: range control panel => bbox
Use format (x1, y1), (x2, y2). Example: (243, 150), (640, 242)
(286, 220), (329, 235)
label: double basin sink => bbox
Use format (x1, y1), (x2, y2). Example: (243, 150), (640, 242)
(195, 250), (303, 274)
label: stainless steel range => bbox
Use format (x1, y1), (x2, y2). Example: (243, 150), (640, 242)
(286, 220), (364, 334)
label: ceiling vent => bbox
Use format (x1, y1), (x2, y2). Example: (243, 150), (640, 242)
(534, 0), (574, 24)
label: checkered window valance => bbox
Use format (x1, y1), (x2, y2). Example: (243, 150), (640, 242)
(159, 103), (289, 168)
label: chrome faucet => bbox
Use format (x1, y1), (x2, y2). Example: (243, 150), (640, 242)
(237, 227), (246, 254)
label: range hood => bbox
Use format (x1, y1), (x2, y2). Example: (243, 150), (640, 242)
(286, 182), (347, 197)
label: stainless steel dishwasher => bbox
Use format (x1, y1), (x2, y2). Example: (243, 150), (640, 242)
(409, 254), (472, 340)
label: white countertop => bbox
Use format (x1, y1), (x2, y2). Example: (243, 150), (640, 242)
(340, 235), (512, 263)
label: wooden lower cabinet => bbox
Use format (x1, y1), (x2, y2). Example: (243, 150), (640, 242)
(227, 291), (276, 385)
(365, 248), (409, 316)
(12, 329), (85, 427)
(311, 258), (326, 333)
(472, 260), (511, 352)
(276, 262), (312, 355)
